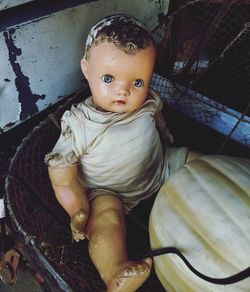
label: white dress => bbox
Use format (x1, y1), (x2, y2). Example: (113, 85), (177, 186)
(45, 90), (168, 213)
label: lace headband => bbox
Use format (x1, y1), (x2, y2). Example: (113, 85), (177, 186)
(84, 14), (150, 56)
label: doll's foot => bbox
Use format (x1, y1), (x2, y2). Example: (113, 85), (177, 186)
(106, 258), (152, 292)
(70, 210), (88, 242)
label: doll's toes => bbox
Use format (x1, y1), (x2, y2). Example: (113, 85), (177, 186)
(70, 209), (88, 241)
(71, 210), (88, 228)
(71, 225), (86, 241)
(72, 230), (86, 242)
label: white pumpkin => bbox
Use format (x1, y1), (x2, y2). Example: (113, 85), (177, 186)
(149, 155), (250, 291)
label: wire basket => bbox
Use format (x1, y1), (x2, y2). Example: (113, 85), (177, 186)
(152, 0), (250, 149)
(5, 84), (106, 291)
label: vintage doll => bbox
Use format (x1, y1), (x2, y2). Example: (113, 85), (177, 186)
(45, 14), (199, 292)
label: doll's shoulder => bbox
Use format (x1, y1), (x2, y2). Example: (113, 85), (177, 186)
(142, 89), (162, 113)
(59, 96), (92, 130)
(62, 96), (92, 118)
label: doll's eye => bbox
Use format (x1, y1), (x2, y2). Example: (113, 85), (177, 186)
(133, 79), (144, 88)
(102, 75), (113, 83)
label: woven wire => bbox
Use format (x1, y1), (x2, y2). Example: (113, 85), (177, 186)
(5, 86), (106, 291)
(151, 72), (250, 147)
(152, 0), (250, 116)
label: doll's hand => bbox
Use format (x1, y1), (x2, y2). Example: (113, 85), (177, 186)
(70, 210), (88, 242)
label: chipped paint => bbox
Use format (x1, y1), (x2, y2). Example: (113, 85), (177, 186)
(4, 28), (45, 120)
(0, 0), (166, 133)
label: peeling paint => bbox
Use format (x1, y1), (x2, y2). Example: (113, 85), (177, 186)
(3, 28), (45, 120)
(1, 0), (165, 133)
(2, 121), (15, 128)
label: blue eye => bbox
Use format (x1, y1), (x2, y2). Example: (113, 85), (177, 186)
(133, 79), (144, 87)
(102, 75), (113, 83)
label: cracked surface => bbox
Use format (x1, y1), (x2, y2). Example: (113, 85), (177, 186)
(70, 210), (88, 242)
(106, 258), (152, 292)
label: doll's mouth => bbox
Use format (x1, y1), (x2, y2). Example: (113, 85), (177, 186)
(114, 100), (126, 105)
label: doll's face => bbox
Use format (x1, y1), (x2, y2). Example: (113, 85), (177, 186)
(81, 41), (156, 113)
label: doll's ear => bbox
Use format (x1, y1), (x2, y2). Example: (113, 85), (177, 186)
(80, 58), (89, 79)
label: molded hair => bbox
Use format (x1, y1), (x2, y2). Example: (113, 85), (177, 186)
(84, 14), (155, 60)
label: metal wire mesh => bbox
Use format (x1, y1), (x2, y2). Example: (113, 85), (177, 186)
(152, 0), (250, 115)
(5, 87), (106, 291)
(151, 0), (250, 148)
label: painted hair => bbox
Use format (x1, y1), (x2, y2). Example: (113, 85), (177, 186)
(84, 14), (154, 59)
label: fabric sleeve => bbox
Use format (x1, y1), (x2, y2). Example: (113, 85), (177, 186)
(155, 99), (173, 145)
(44, 111), (79, 168)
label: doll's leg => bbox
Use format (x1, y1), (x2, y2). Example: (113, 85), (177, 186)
(86, 195), (152, 292)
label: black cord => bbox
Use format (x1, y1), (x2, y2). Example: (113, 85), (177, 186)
(1, 172), (250, 285)
(142, 246), (250, 285)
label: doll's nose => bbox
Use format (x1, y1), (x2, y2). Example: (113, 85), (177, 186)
(117, 84), (129, 97)
(118, 90), (129, 98)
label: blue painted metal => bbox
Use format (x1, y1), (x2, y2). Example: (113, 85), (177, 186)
(0, 0), (98, 32)
(151, 73), (250, 148)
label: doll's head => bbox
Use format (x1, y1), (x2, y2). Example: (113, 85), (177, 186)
(81, 14), (156, 113)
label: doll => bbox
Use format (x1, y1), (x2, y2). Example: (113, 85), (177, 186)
(45, 14), (197, 292)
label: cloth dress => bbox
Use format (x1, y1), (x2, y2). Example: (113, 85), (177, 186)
(45, 90), (170, 213)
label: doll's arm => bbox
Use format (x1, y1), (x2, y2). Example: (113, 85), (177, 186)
(48, 165), (89, 241)
(155, 109), (173, 146)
